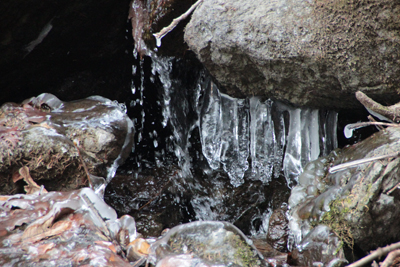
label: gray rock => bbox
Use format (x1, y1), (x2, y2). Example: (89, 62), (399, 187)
(184, 0), (400, 108)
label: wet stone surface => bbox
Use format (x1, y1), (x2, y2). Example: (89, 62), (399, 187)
(288, 126), (400, 265)
(149, 221), (266, 267)
(0, 93), (134, 195)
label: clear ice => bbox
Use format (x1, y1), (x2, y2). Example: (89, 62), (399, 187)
(150, 54), (338, 187)
(198, 82), (337, 187)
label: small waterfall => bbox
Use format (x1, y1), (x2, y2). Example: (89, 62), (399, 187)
(120, 50), (338, 236)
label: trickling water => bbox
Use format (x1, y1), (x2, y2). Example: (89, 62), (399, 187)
(107, 47), (338, 238)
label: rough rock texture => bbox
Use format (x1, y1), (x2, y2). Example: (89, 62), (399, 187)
(0, 0), (132, 105)
(184, 0), (400, 109)
(289, 126), (400, 257)
(0, 94), (134, 195)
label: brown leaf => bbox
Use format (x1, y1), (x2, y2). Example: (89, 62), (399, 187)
(23, 220), (72, 243)
(14, 166), (48, 195)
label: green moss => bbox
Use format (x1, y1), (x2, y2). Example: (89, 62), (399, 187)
(319, 197), (354, 249)
(168, 231), (260, 267)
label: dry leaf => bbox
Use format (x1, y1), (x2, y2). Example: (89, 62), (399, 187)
(23, 220), (72, 243)
(13, 166), (48, 195)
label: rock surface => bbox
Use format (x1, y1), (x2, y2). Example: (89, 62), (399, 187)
(184, 0), (400, 109)
(149, 221), (266, 267)
(288, 125), (400, 264)
(0, 93), (134, 195)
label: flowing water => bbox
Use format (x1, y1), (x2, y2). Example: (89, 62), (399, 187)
(105, 45), (339, 241)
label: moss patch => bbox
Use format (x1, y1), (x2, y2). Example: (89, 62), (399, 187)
(318, 197), (354, 249)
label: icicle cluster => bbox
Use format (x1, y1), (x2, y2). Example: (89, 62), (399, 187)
(149, 55), (337, 187)
(200, 82), (337, 187)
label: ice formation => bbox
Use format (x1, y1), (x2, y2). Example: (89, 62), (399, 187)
(0, 188), (138, 266)
(149, 54), (338, 187)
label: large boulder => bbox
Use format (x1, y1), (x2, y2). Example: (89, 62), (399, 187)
(184, 0), (400, 109)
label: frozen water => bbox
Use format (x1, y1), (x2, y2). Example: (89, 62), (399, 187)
(143, 53), (337, 187)
(249, 98), (275, 183)
(200, 87), (250, 187)
(199, 89), (337, 187)
(199, 83), (222, 170)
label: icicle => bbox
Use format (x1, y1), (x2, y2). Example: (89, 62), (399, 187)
(249, 97), (275, 184)
(219, 95), (249, 187)
(200, 82), (222, 170)
(283, 108), (303, 187)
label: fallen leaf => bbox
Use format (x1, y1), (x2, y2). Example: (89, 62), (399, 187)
(23, 220), (72, 243)
(13, 166), (48, 195)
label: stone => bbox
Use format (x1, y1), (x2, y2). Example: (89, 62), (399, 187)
(266, 207), (289, 252)
(0, 93), (134, 195)
(289, 126), (400, 257)
(184, 0), (400, 108)
(149, 221), (266, 267)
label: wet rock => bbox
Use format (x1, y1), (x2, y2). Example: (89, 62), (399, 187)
(266, 207), (289, 252)
(104, 166), (290, 238)
(148, 221), (266, 266)
(0, 188), (135, 267)
(290, 225), (347, 267)
(288, 126), (400, 260)
(184, 0), (400, 109)
(0, 93), (134, 195)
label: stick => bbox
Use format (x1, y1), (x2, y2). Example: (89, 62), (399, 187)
(346, 241), (400, 267)
(153, 0), (203, 47)
(356, 91), (400, 123)
(81, 193), (111, 238)
(329, 151), (400, 173)
(381, 249), (400, 267)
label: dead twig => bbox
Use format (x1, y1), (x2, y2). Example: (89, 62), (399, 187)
(329, 151), (400, 173)
(138, 180), (172, 211)
(138, 170), (178, 211)
(153, 0), (203, 47)
(381, 249), (400, 267)
(356, 91), (400, 123)
(346, 241), (400, 267)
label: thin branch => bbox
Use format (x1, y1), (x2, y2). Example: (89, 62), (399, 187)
(138, 180), (172, 211)
(356, 91), (400, 122)
(346, 241), (400, 267)
(388, 180), (400, 195)
(329, 151), (400, 173)
(153, 0), (203, 47)
(381, 249), (400, 267)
